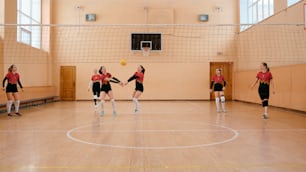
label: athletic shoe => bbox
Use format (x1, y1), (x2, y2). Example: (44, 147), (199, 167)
(113, 111), (117, 117)
(263, 114), (269, 119)
(100, 111), (104, 117)
(222, 109), (227, 113)
(217, 109), (222, 113)
(134, 109), (139, 114)
(8, 113), (12, 117)
(15, 112), (22, 116)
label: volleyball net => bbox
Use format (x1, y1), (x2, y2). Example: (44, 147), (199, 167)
(0, 24), (305, 69)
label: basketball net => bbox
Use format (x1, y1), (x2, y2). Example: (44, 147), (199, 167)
(142, 47), (150, 56)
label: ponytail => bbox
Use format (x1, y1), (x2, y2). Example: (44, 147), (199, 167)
(262, 62), (270, 72)
(8, 64), (15, 72)
(140, 65), (145, 74)
(99, 66), (103, 74)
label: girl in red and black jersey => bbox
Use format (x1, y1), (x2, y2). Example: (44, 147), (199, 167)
(251, 62), (275, 119)
(99, 66), (122, 117)
(210, 68), (226, 112)
(88, 69), (101, 108)
(2, 64), (24, 116)
(125, 65), (145, 114)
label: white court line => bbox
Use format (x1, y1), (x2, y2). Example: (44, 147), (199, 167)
(66, 121), (239, 150)
(237, 129), (306, 132)
(0, 128), (305, 133)
(67, 129), (231, 133)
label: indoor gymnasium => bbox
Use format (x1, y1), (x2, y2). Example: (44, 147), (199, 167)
(0, 0), (306, 171)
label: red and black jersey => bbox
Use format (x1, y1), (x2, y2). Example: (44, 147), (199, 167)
(256, 71), (272, 84)
(6, 72), (20, 84)
(101, 73), (112, 85)
(91, 74), (101, 82)
(2, 72), (23, 88)
(135, 72), (144, 83)
(212, 75), (224, 83)
(128, 72), (144, 83)
(210, 75), (226, 89)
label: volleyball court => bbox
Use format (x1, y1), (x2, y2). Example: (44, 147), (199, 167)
(0, 23), (306, 171)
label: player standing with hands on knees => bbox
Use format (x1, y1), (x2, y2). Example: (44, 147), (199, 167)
(251, 62), (275, 119)
(2, 64), (24, 117)
(124, 65), (145, 114)
(210, 68), (226, 112)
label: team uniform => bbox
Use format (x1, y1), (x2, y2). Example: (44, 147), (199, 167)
(127, 72), (144, 92)
(256, 71), (273, 107)
(2, 72), (23, 116)
(210, 74), (226, 112)
(100, 73), (121, 93)
(3, 72), (23, 93)
(91, 74), (101, 97)
(90, 74), (101, 106)
(210, 75), (226, 92)
(128, 71), (144, 113)
(100, 72), (121, 117)
(101, 73), (112, 93)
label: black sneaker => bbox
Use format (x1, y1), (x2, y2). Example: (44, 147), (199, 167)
(8, 113), (12, 117)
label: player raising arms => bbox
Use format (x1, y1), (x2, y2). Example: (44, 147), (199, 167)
(2, 64), (24, 117)
(124, 65), (145, 114)
(251, 62), (275, 119)
(99, 66), (122, 117)
(88, 68), (101, 108)
(210, 68), (226, 112)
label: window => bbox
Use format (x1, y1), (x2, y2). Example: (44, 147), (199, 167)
(17, 0), (41, 48)
(240, 0), (274, 31)
(288, 0), (301, 7)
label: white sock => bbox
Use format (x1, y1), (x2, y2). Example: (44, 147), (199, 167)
(132, 98), (139, 111)
(264, 107), (268, 115)
(111, 99), (116, 112)
(221, 103), (225, 111)
(14, 100), (20, 113)
(100, 100), (105, 111)
(93, 95), (97, 105)
(220, 96), (226, 111)
(215, 97), (220, 111)
(7, 100), (13, 114)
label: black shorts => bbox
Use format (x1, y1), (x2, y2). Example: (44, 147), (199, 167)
(92, 82), (101, 97)
(213, 83), (223, 92)
(135, 82), (144, 92)
(258, 83), (270, 100)
(101, 83), (112, 94)
(6, 83), (18, 93)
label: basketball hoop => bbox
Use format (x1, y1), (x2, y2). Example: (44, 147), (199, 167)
(142, 47), (150, 56)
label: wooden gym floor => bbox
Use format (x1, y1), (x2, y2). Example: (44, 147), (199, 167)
(0, 101), (305, 172)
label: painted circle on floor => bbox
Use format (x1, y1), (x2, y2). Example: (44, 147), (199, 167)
(66, 120), (239, 150)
